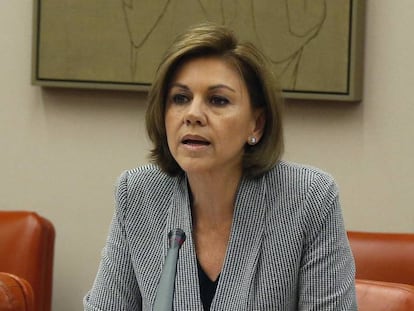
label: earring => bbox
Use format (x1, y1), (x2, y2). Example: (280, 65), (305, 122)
(248, 136), (257, 145)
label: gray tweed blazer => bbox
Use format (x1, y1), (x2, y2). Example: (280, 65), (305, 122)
(84, 161), (357, 310)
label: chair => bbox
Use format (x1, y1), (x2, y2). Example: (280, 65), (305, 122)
(348, 231), (414, 285)
(0, 211), (55, 311)
(356, 279), (414, 311)
(0, 272), (34, 311)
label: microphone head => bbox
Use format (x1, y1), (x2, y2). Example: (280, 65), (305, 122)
(168, 228), (186, 248)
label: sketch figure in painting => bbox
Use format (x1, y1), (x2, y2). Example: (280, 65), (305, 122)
(121, 0), (223, 81)
(199, 0), (327, 90)
(121, 0), (170, 80)
(249, 0), (327, 89)
(121, 0), (327, 90)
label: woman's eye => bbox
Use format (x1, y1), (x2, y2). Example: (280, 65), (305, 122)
(210, 96), (229, 106)
(171, 94), (189, 104)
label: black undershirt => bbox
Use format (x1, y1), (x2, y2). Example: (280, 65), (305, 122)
(197, 260), (219, 310)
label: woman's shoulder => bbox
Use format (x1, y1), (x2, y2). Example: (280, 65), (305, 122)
(115, 164), (181, 214)
(264, 161), (341, 233)
(117, 163), (179, 193)
(122, 163), (174, 181)
(273, 160), (334, 176)
(267, 160), (336, 188)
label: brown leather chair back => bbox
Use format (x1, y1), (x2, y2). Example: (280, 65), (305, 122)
(348, 231), (414, 285)
(0, 211), (55, 311)
(0, 272), (34, 311)
(356, 279), (414, 311)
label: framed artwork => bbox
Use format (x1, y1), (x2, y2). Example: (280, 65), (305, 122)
(32, 0), (365, 101)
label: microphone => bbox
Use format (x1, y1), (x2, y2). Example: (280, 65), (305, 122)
(153, 228), (186, 311)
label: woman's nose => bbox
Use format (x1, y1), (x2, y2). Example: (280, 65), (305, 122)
(184, 100), (206, 126)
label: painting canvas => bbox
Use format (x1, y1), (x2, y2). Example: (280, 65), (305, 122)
(32, 0), (365, 101)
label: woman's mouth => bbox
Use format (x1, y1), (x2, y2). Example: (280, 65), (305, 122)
(181, 135), (211, 150)
(182, 139), (210, 146)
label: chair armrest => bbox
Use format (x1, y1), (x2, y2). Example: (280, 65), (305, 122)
(356, 279), (414, 311)
(0, 272), (34, 311)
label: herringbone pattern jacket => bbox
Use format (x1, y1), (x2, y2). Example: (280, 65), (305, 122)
(84, 161), (357, 310)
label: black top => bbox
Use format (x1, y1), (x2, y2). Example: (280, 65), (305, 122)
(197, 260), (219, 310)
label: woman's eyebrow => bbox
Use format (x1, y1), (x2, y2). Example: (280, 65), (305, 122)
(168, 83), (236, 93)
(168, 82), (189, 90)
(208, 84), (236, 93)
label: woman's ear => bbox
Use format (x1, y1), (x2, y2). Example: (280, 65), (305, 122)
(252, 109), (266, 142)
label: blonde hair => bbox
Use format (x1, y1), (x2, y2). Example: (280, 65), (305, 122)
(146, 23), (284, 178)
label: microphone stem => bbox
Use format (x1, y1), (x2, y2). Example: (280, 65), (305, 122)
(153, 229), (186, 311)
(153, 246), (179, 310)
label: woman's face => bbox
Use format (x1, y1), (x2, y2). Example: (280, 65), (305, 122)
(165, 56), (264, 177)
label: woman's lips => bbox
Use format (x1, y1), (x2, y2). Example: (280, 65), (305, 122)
(183, 139), (210, 146)
(181, 135), (211, 150)
(181, 135), (210, 145)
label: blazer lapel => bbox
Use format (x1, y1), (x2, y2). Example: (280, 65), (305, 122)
(155, 175), (268, 310)
(164, 176), (204, 311)
(212, 175), (268, 310)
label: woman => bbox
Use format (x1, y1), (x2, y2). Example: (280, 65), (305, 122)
(84, 23), (357, 310)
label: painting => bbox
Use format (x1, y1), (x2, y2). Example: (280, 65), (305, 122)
(32, 0), (365, 101)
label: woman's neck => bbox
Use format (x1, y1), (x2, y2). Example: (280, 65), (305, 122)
(187, 169), (242, 228)
(188, 170), (243, 281)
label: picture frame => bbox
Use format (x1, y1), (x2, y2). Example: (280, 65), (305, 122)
(32, 0), (365, 101)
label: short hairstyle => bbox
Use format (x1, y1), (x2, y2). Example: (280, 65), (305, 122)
(146, 23), (284, 178)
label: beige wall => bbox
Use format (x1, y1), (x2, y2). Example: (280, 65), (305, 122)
(1, 1), (413, 310)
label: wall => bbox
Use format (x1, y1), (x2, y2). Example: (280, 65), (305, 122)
(0, 1), (413, 310)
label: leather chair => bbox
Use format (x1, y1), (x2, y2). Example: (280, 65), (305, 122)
(0, 272), (34, 311)
(348, 231), (414, 285)
(356, 279), (414, 311)
(0, 211), (55, 311)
